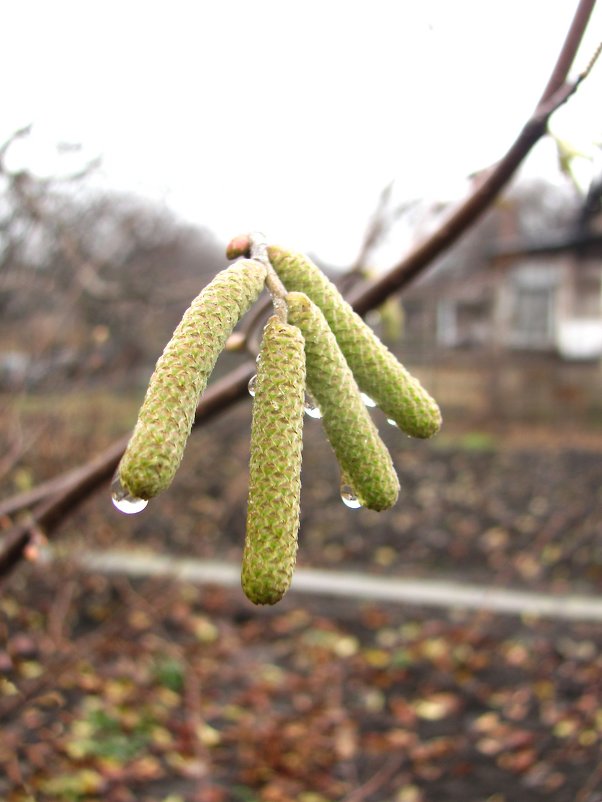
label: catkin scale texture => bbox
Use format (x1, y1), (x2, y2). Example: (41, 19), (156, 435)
(286, 292), (400, 512)
(242, 317), (305, 605)
(118, 259), (267, 499)
(269, 246), (441, 438)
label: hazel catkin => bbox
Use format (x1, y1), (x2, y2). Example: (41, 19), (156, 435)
(118, 259), (267, 500)
(286, 291), (400, 512)
(269, 246), (441, 439)
(242, 316), (306, 605)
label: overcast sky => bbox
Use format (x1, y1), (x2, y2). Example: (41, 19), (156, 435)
(2, 1), (601, 265)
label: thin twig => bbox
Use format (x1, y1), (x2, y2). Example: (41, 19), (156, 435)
(47, 577), (77, 646)
(341, 754), (405, 802)
(537, 0), (597, 105)
(349, 181), (395, 274)
(0, 125), (32, 166)
(250, 231), (289, 322)
(575, 759), (602, 802)
(225, 294), (272, 357)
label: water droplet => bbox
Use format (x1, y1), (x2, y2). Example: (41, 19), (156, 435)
(304, 393), (322, 419)
(387, 418), (398, 428)
(111, 475), (148, 514)
(341, 484), (362, 509)
(361, 393), (376, 408)
(248, 374), (257, 397)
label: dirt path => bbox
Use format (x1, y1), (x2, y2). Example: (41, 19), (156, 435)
(60, 547), (602, 622)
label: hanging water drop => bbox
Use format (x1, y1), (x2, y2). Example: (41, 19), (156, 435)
(111, 474), (148, 514)
(248, 374), (257, 397)
(304, 393), (322, 419)
(361, 392), (376, 408)
(340, 484), (362, 509)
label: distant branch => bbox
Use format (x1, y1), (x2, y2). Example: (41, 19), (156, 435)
(0, 125), (32, 167)
(9, 170), (120, 301)
(0, 0), (598, 582)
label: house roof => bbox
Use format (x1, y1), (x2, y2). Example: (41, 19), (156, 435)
(491, 182), (602, 261)
(490, 231), (602, 261)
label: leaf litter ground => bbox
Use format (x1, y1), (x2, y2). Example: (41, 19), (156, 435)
(1, 569), (601, 802)
(1, 398), (602, 801)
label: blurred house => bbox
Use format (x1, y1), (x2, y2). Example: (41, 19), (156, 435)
(402, 179), (602, 362)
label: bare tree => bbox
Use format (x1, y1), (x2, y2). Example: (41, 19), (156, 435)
(0, 140), (227, 389)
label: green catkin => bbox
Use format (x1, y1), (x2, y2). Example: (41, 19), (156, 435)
(118, 259), (267, 500)
(286, 292), (400, 512)
(242, 316), (306, 605)
(269, 246), (442, 438)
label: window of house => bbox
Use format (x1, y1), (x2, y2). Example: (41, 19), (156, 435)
(436, 298), (491, 348)
(510, 285), (555, 347)
(404, 299), (432, 345)
(505, 263), (559, 349)
(456, 300), (490, 347)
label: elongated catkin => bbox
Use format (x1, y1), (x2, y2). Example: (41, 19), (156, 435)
(286, 292), (399, 511)
(118, 259), (267, 499)
(242, 316), (305, 605)
(270, 246), (441, 438)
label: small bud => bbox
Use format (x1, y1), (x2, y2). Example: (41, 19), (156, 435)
(226, 233), (252, 260)
(225, 331), (247, 352)
(118, 259), (267, 500)
(269, 246), (442, 439)
(286, 292), (399, 512)
(242, 316), (305, 605)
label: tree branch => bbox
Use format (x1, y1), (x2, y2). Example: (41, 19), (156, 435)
(0, 0), (598, 581)
(0, 362), (256, 580)
(538, 0), (597, 105)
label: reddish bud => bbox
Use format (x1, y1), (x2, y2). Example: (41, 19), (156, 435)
(226, 233), (252, 260)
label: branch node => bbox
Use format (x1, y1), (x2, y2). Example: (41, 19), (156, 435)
(249, 231), (289, 323)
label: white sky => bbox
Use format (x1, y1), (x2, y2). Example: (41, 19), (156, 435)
(2, 1), (601, 265)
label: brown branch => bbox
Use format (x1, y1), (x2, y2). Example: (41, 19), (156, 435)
(0, 0), (597, 580)
(341, 754), (405, 802)
(349, 181), (395, 273)
(225, 294), (272, 357)
(0, 462), (100, 520)
(538, 0), (597, 104)
(0, 362), (255, 581)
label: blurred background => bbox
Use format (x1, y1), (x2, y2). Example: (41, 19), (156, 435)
(1, 3), (601, 802)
